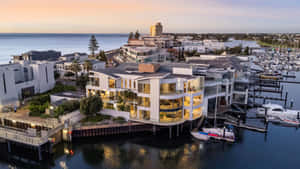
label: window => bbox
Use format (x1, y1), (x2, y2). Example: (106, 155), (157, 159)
(130, 105), (137, 119)
(129, 80), (132, 88)
(160, 98), (183, 110)
(109, 78), (116, 88)
(186, 77), (204, 93)
(139, 110), (150, 120)
(184, 109), (190, 120)
(138, 97), (150, 107)
(121, 79), (123, 88)
(134, 81), (136, 89)
(193, 95), (203, 106)
(125, 79), (127, 88)
(160, 110), (182, 123)
(45, 67), (48, 83)
(2, 73), (6, 94)
(192, 107), (202, 119)
(160, 83), (176, 95)
(184, 96), (190, 107)
(138, 83), (150, 94)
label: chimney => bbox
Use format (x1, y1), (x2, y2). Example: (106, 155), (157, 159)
(138, 63), (160, 73)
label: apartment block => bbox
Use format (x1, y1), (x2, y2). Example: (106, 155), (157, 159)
(86, 63), (205, 126)
(0, 61), (55, 110)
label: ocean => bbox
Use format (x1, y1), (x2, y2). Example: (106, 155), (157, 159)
(0, 33), (128, 64)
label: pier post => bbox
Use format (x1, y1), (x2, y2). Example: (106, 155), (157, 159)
(264, 108), (268, 123)
(169, 126), (172, 139)
(177, 125), (179, 137)
(181, 124), (183, 132)
(152, 125), (156, 136)
(38, 146), (42, 161)
(7, 141), (11, 153)
(290, 99), (294, 108)
(284, 92), (288, 108)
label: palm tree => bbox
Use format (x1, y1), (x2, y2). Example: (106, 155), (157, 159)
(83, 60), (93, 73)
(89, 35), (99, 58)
(70, 60), (81, 80)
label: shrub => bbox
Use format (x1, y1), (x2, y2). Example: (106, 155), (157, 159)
(80, 95), (103, 116)
(54, 100), (80, 117)
(49, 84), (76, 94)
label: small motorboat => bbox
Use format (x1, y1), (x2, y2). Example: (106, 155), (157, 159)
(267, 116), (300, 126)
(191, 127), (235, 142)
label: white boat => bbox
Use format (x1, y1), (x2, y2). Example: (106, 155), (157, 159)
(256, 103), (300, 119)
(267, 116), (300, 126)
(191, 127), (235, 142)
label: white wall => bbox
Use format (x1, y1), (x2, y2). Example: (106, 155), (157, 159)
(150, 78), (160, 122)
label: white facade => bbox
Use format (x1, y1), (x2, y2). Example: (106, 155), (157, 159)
(86, 64), (205, 126)
(0, 61), (55, 110)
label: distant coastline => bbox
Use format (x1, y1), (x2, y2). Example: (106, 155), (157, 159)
(0, 33), (128, 64)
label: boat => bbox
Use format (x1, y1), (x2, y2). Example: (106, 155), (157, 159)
(191, 127), (235, 142)
(191, 86), (235, 143)
(267, 116), (300, 126)
(256, 103), (300, 119)
(259, 73), (282, 80)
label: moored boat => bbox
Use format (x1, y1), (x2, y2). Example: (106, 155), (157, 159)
(191, 127), (235, 142)
(256, 103), (300, 119)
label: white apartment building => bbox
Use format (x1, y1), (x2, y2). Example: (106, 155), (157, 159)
(121, 46), (171, 63)
(56, 59), (106, 76)
(0, 61), (55, 110)
(86, 63), (205, 126)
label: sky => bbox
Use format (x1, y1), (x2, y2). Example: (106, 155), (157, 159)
(0, 0), (300, 33)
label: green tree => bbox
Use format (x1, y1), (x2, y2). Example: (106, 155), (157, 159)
(70, 60), (81, 80)
(98, 50), (108, 63)
(128, 32), (134, 41)
(83, 60), (93, 72)
(76, 74), (89, 91)
(89, 35), (99, 58)
(80, 95), (103, 116)
(134, 30), (140, 39)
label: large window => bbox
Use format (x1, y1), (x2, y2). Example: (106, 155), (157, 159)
(193, 107), (202, 119)
(184, 96), (191, 107)
(89, 77), (99, 86)
(193, 95), (203, 106)
(138, 83), (150, 94)
(160, 110), (182, 123)
(130, 105), (137, 119)
(109, 78), (116, 88)
(160, 83), (176, 95)
(186, 77), (204, 93)
(138, 97), (150, 107)
(160, 98), (183, 110)
(139, 110), (150, 120)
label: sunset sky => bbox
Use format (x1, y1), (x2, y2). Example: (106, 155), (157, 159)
(1, 0), (300, 33)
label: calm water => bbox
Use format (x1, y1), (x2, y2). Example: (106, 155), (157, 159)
(0, 33), (128, 64)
